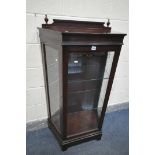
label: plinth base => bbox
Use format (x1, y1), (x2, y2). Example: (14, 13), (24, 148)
(48, 118), (102, 151)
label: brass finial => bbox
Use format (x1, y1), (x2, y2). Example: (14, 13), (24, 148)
(44, 14), (49, 24)
(107, 19), (110, 27)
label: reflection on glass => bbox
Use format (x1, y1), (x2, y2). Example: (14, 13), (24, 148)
(67, 51), (114, 137)
(45, 45), (62, 134)
(98, 52), (114, 116)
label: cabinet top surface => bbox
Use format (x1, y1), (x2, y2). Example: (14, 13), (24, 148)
(41, 19), (126, 36)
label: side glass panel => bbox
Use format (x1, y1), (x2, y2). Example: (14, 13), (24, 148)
(45, 44), (62, 134)
(98, 52), (114, 117)
(67, 51), (114, 137)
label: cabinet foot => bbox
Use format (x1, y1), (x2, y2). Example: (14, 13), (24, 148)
(96, 136), (102, 141)
(61, 146), (68, 151)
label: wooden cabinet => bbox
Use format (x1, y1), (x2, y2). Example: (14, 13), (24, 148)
(38, 16), (126, 151)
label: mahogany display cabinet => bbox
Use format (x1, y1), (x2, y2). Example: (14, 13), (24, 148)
(38, 16), (126, 151)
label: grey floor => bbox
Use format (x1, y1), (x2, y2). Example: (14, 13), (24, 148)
(26, 109), (129, 155)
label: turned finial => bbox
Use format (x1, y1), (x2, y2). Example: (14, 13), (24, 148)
(44, 14), (49, 24)
(107, 19), (110, 27)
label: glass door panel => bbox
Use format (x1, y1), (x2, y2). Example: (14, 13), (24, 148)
(45, 45), (62, 134)
(67, 51), (115, 137)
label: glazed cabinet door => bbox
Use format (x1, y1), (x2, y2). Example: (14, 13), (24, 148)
(66, 49), (115, 137)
